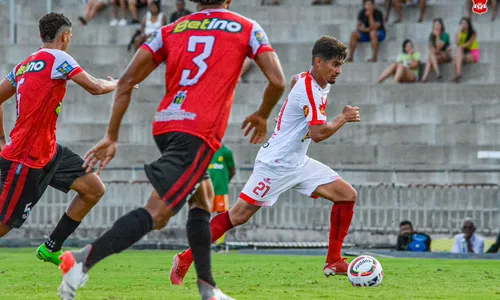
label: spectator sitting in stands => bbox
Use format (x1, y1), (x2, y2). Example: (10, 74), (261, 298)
(347, 0), (386, 63)
(261, 0), (281, 5)
(79, 0), (109, 26)
(109, 0), (128, 27)
(451, 218), (484, 254)
(451, 17), (479, 83)
(376, 39), (420, 83)
(311, 0), (332, 4)
(486, 231), (500, 253)
(170, 0), (192, 23)
(129, 0), (159, 24)
(385, 0), (426, 23)
(396, 220), (431, 252)
(467, 0), (497, 21)
(421, 18), (451, 83)
(131, 0), (166, 52)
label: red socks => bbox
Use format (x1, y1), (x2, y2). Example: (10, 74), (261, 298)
(180, 211), (234, 263)
(326, 202), (355, 264)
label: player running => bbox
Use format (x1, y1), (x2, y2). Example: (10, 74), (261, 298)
(57, 0), (286, 299)
(170, 36), (360, 284)
(0, 13), (117, 265)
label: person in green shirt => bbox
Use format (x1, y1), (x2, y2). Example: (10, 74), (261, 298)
(376, 39), (421, 83)
(421, 18), (451, 82)
(208, 144), (235, 248)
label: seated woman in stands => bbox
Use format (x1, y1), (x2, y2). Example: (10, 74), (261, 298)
(421, 18), (451, 82)
(451, 17), (479, 83)
(132, 0), (166, 52)
(376, 39), (421, 83)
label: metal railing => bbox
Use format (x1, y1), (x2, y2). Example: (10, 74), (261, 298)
(5, 181), (498, 245)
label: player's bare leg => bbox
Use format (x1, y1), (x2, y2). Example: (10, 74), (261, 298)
(171, 198), (260, 285)
(0, 222), (11, 237)
(58, 189), (172, 300)
(37, 173), (105, 266)
(174, 179), (235, 299)
(312, 179), (357, 277)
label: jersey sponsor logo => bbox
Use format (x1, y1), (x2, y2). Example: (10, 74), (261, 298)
(6, 71), (15, 86)
(301, 132), (311, 142)
(173, 18), (243, 34)
(155, 91), (197, 121)
(303, 105), (309, 117)
(146, 31), (158, 44)
(209, 163), (225, 170)
(15, 60), (46, 76)
(254, 30), (269, 45)
(54, 101), (62, 116)
(56, 61), (75, 76)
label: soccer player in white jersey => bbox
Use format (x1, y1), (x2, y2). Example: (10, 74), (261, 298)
(170, 36), (360, 284)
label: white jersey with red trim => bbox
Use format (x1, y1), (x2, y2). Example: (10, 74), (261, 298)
(255, 71), (330, 169)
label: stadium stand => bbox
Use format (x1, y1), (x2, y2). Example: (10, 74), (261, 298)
(0, 0), (498, 249)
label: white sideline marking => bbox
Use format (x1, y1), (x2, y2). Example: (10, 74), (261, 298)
(477, 151), (500, 159)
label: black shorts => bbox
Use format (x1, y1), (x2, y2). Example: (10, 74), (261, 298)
(0, 145), (88, 228)
(144, 132), (214, 214)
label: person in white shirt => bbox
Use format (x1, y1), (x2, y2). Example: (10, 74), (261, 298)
(132, 0), (167, 51)
(170, 36), (361, 284)
(451, 219), (485, 254)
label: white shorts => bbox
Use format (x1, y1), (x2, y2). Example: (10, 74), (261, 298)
(239, 158), (341, 207)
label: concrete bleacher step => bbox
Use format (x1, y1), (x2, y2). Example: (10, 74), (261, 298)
(2, 41), (499, 65)
(3, 20), (500, 47)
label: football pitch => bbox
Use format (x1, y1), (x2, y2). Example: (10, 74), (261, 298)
(0, 249), (499, 300)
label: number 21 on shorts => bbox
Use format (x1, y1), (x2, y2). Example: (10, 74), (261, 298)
(253, 182), (270, 198)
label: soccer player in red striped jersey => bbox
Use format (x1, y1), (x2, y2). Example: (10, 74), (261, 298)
(0, 13), (117, 265)
(170, 36), (361, 283)
(57, 0), (286, 299)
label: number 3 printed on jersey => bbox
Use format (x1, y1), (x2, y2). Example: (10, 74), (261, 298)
(253, 182), (270, 198)
(180, 36), (215, 86)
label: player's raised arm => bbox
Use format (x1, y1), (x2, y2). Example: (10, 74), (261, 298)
(83, 47), (159, 174)
(309, 105), (360, 143)
(71, 71), (118, 95)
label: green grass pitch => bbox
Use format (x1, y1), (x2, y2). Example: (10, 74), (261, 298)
(0, 248), (499, 299)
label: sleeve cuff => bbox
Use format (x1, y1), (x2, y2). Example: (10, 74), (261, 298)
(67, 67), (83, 80)
(308, 120), (326, 126)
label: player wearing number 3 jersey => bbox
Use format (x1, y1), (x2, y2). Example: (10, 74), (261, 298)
(171, 36), (361, 283)
(57, 1), (286, 299)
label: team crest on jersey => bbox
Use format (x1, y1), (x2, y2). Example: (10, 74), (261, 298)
(319, 102), (327, 116)
(301, 132), (311, 142)
(173, 18), (243, 34)
(254, 30), (269, 45)
(54, 101), (62, 116)
(56, 61), (75, 76)
(16, 60), (46, 76)
(218, 156), (224, 162)
(303, 105), (309, 117)
(155, 91), (196, 121)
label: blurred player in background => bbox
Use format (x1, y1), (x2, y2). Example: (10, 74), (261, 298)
(0, 13), (117, 264)
(170, 36), (360, 283)
(57, 0), (286, 299)
(208, 144), (235, 250)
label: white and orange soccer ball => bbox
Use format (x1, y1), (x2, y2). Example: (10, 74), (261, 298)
(347, 255), (384, 287)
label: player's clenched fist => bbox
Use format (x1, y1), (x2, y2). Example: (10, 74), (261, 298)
(341, 105), (360, 122)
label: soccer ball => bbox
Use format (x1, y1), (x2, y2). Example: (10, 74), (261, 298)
(347, 255), (384, 287)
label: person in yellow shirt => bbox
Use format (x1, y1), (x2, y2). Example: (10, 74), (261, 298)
(452, 17), (479, 83)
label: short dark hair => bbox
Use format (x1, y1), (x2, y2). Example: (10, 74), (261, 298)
(189, 0), (225, 4)
(399, 220), (413, 229)
(39, 12), (72, 43)
(363, 0), (374, 4)
(311, 36), (347, 65)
